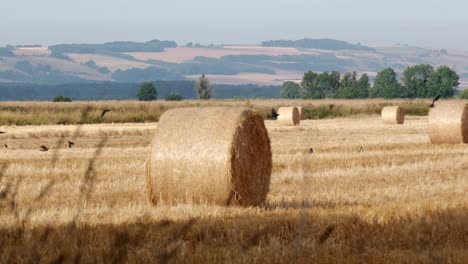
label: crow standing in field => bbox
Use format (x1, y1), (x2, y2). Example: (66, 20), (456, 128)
(359, 146), (364, 153)
(271, 108), (279, 119)
(4, 144), (7, 149)
(101, 109), (111, 118)
(67, 140), (75, 148)
(40, 145), (49, 152)
(309, 148), (314, 154)
(428, 95), (441, 108)
(318, 225), (336, 244)
(0, 131), (6, 134)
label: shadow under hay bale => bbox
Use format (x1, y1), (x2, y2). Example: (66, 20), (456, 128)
(297, 107), (306, 120)
(381, 106), (404, 125)
(147, 107), (272, 206)
(428, 101), (468, 144)
(277, 107), (300, 126)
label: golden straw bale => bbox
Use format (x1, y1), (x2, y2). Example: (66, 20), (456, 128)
(147, 107), (272, 206)
(277, 107), (300, 126)
(428, 101), (468, 144)
(381, 106), (404, 124)
(297, 107), (306, 120)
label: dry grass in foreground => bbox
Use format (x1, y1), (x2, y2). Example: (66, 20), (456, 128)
(0, 116), (467, 263)
(0, 99), (435, 126)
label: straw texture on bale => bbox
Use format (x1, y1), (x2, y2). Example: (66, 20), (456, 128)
(147, 107), (272, 206)
(297, 107), (307, 120)
(277, 107), (300, 126)
(381, 106), (404, 124)
(428, 102), (468, 144)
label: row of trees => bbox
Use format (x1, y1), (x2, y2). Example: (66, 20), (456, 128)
(282, 64), (460, 99)
(136, 74), (212, 101)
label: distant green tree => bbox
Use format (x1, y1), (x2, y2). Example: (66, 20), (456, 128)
(402, 64), (434, 98)
(137, 82), (157, 101)
(165, 93), (183, 101)
(301, 71), (340, 99)
(460, 89), (468, 99)
(281, 81), (301, 99)
(320, 71), (341, 98)
(196, 74), (212, 99)
(355, 73), (370, 98)
(370, 68), (404, 98)
(301, 71), (321, 99)
(427, 66), (459, 98)
(335, 72), (356, 99)
(53, 95), (72, 102)
(335, 72), (369, 99)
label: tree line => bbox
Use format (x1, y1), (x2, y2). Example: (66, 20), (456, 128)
(261, 38), (374, 51)
(282, 64), (460, 99)
(0, 81), (281, 101)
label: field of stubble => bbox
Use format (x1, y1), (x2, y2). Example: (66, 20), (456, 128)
(0, 113), (467, 263)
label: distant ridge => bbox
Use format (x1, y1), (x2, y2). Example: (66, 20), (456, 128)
(48, 39), (177, 54)
(261, 38), (374, 51)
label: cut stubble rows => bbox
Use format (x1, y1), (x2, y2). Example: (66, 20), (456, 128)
(0, 115), (467, 262)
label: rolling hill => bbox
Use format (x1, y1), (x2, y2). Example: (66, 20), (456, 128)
(0, 39), (467, 89)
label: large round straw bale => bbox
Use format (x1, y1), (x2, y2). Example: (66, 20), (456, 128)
(381, 106), (404, 124)
(428, 101), (468, 144)
(147, 107), (272, 206)
(277, 107), (300, 126)
(297, 107), (307, 120)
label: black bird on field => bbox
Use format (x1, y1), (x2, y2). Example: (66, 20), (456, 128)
(318, 225), (336, 244)
(101, 109), (111, 118)
(4, 144), (7, 149)
(68, 140), (75, 148)
(40, 145), (49, 152)
(359, 146), (364, 153)
(271, 108), (279, 119)
(0, 131), (6, 134)
(428, 95), (441, 108)
(309, 148), (314, 154)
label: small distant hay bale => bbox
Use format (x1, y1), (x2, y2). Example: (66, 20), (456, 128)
(381, 106), (404, 124)
(297, 107), (306, 120)
(147, 107), (272, 206)
(428, 102), (468, 144)
(277, 107), (300, 126)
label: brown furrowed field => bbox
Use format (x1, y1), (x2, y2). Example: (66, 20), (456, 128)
(0, 101), (467, 263)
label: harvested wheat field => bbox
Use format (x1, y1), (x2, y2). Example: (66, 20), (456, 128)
(0, 112), (468, 263)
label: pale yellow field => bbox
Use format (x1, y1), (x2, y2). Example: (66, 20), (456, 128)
(0, 114), (467, 263)
(125, 46), (309, 63)
(186, 72), (303, 85)
(11, 47), (51, 56)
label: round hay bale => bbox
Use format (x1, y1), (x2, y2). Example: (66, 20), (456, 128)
(297, 106), (307, 120)
(147, 107), (272, 206)
(381, 106), (404, 124)
(428, 101), (468, 144)
(277, 107), (300, 126)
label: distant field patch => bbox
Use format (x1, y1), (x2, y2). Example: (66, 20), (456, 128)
(125, 46), (309, 63)
(66, 54), (152, 71)
(186, 71), (302, 85)
(12, 47), (51, 56)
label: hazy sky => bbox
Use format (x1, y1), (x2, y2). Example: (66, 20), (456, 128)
(2, 0), (468, 50)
